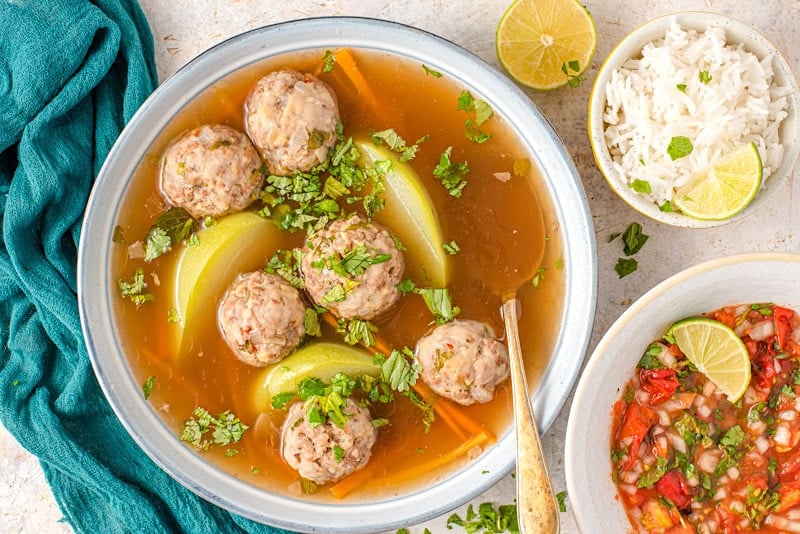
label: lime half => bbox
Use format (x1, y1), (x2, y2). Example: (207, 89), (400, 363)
(668, 317), (751, 402)
(673, 142), (763, 221)
(495, 0), (597, 90)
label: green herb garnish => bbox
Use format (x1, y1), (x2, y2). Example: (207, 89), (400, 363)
(667, 136), (694, 160)
(142, 376), (157, 399)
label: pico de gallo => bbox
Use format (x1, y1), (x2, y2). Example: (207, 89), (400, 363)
(611, 303), (800, 533)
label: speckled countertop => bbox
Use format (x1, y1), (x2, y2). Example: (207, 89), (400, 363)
(2, 0), (799, 533)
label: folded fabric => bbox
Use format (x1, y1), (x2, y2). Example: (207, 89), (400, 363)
(0, 1), (292, 532)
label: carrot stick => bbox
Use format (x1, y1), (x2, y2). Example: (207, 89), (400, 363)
(315, 49), (381, 114)
(329, 430), (491, 499)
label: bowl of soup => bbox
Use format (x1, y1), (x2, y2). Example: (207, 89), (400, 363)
(78, 17), (597, 533)
(565, 252), (800, 532)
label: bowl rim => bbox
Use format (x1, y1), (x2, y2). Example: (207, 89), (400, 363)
(77, 16), (598, 533)
(587, 10), (800, 228)
(565, 251), (800, 532)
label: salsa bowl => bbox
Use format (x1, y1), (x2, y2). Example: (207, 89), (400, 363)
(588, 12), (800, 228)
(565, 252), (800, 532)
(77, 17), (597, 533)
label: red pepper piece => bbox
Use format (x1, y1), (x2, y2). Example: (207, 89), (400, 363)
(639, 368), (679, 404)
(774, 306), (794, 352)
(655, 469), (693, 511)
(616, 403), (658, 470)
(779, 480), (800, 512)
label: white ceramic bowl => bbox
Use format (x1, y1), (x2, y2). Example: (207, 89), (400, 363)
(588, 11), (800, 228)
(77, 17), (597, 533)
(565, 252), (800, 532)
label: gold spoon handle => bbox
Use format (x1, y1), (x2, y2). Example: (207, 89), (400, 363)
(502, 298), (560, 534)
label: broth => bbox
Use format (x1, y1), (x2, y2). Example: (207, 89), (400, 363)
(110, 49), (565, 501)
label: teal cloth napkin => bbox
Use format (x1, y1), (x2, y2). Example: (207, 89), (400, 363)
(0, 1), (293, 532)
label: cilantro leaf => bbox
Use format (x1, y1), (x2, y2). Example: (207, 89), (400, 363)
(630, 179), (652, 194)
(118, 267), (154, 308)
(621, 222), (649, 255)
(144, 207), (196, 261)
(142, 376), (157, 399)
(422, 64), (442, 77)
(667, 136), (694, 160)
(380, 348), (420, 393)
(433, 147), (468, 198)
(615, 257), (638, 278)
(321, 50), (335, 73)
(180, 407), (249, 451)
(414, 287), (461, 324)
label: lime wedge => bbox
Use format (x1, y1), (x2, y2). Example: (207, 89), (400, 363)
(668, 317), (751, 402)
(252, 341), (379, 411)
(673, 142), (763, 220)
(172, 211), (281, 355)
(356, 139), (448, 286)
(495, 0), (597, 90)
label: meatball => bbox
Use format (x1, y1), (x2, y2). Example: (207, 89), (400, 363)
(160, 124), (264, 219)
(244, 69), (340, 176)
(416, 319), (510, 405)
(301, 214), (405, 320)
(217, 271), (306, 366)
(281, 398), (377, 485)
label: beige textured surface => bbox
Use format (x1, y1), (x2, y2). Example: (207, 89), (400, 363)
(2, 0), (799, 532)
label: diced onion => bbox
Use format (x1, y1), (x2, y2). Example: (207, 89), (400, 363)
(702, 380), (716, 397)
(775, 424), (792, 447)
(697, 403), (713, 419)
(749, 319), (775, 341)
(755, 435), (770, 454)
(780, 410), (798, 422)
(697, 449), (720, 473)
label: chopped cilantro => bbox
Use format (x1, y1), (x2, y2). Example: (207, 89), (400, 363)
(379, 348), (420, 393)
(676, 83), (687, 92)
(457, 90), (493, 143)
(637, 456), (669, 488)
(622, 222), (649, 255)
(321, 50), (335, 73)
(142, 375), (157, 399)
(422, 64), (442, 77)
(118, 268), (154, 308)
(699, 70), (712, 84)
(659, 201), (673, 212)
(637, 343), (665, 369)
(370, 129), (428, 162)
(667, 136), (694, 160)
(333, 444), (344, 463)
(414, 287), (461, 324)
(304, 308), (322, 337)
(443, 240), (460, 255)
(630, 179), (652, 194)
(561, 60), (586, 88)
(396, 278), (416, 294)
(556, 491), (568, 513)
(447, 502), (518, 534)
(433, 147), (469, 198)
(531, 267), (545, 288)
(615, 257), (638, 278)
(167, 308), (180, 323)
(180, 407), (248, 451)
(144, 207), (196, 261)
(266, 248), (305, 289)
(336, 318), (377, 347)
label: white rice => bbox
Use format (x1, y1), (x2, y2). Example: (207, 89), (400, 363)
(603, 22), (790, 205)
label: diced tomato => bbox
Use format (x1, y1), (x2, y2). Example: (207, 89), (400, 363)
(779, 449), (800, 482)
(744, 338), (760, 357)
(640, 499), (680, 530)
(665, 525), (694, 534)
(779, 480), (800, 512)
(617, 403), (658, 470)
(775, 306), (795, 352)
(752, 348), (777, 390)
(712, 308), (737, 330)
(655, 469), (693, 511)
(639, 368), (680, 404)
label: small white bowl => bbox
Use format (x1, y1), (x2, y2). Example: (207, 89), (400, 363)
(588, 12), (800, 228)
(565, 252), (800, 532)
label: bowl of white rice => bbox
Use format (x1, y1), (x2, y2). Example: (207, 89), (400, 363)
(588, 11), (800, 227)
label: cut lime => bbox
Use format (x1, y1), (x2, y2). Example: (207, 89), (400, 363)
(172, 211), (282, 356)
(673, 142), (763, 220)
(356, 139), (449, 286)
(495, 0), (597, 90)
(668, 317), (751, 402)
(252, 341), (379, 411)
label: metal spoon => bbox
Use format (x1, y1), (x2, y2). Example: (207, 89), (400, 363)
(502, 297), (560, 533)
(489, 194), (560, 533)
